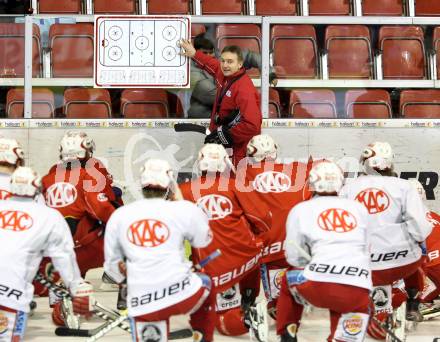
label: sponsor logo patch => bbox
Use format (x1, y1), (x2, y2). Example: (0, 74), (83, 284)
(342, 314), (363, 336)
(96, 193), (108, 202)
(0, 312), (8, 335)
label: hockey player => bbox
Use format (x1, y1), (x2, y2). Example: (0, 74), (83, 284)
(0, 137), (24, 199)
(0, 167), (94, 341)
(180, 144), (272, 342)
(41, 131), (116, 325)
(339, 142), (432, 335)
(240, 134), (311, 320)
(104, 159), (215, 342)
(277, 161), (372, 342)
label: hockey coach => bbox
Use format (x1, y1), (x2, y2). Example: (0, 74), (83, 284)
(180, 39), (262, 166)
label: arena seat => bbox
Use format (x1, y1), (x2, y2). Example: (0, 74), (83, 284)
(120, 89), (169, 118)
(49, 23), (94, 78)
(361, 0), (404, 16)
(415, 0), (440, 16)
(271, 25), (317, 78)
(400, 89), (440, 118)
(378, 26), (426, 79)
(289, 89), (337, 118)
(63, 88), (111, 118)
(433, 27), (440, 79)
(308, 0), (351, 16)
(191, 24), (206, 40)
(345, 89), (392, 118)
(216, 24), (261, 77)
(0, 23), (41, 77)
(255, 0), (297, 15)
(93, 0), (137, 13)
(38, 0), (82, 13)
(147, 0), (191, 14)
(269, 88), (282, 118)
(202, 0), (246, 15)
(325, 25), (372, 79)
(6, 88), (55, 118)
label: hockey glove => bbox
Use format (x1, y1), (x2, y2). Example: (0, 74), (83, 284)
(204, 126), (233, 148)
(72, 282), (95, 317)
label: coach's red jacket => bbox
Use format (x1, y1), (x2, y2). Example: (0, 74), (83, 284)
(193, 51), (262, 165)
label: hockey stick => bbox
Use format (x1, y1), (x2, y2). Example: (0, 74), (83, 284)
(85, 249), (222, 341)
(174, 123), (209, 135)
(371, 316), (403, 342)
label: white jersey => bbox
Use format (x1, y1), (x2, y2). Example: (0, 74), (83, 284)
(285, 196), (372, 290)
(339, 175), (432, 270)
(104, 199), (212, 317)
(0, 197), (83, 312)
(0, 172), (12, 200)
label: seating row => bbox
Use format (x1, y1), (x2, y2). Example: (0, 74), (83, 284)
(6, 87), (440, 119)
(31, 0), (440, 16)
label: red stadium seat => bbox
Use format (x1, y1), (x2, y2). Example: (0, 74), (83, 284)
(64, 88), (111, 118)
(191, 24), (206, 40)
(433, 27), (440, 79)
(289, 90), (337, 118)
(378, 26), (426, 79)
(308, 0), (351, 15)
(94, 0), (137, 13)
(271, 25), (317, 78)
(216, 24), (261, 77)
(325, 25), (372, 79)
(269, 88), (282, 118)
(400, 90), (440, 118)
(415, 0), (440, 16)
(0, 23), (41, 77)
(202, 0), (246, 15)
(255, 0), (297, 15)
(120, 89), (169, 118)
(6, 88), (55, 118)
(38, 0), (82, 13)
(345, 89), (392, 118)
(148, 0), (191, 14)
(49, 23), (94, 78)
(362, 0), (404, 16)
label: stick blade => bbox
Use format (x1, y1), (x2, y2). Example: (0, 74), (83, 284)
(174, 123), (207, 135)
(55, 327), (93, 337)
(169, 328), (193, 340)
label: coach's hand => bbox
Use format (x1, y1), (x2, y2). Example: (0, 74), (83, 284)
(179, 39), (196, 58)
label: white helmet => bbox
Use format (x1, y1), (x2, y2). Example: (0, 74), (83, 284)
(59, 131), (95, 162)
(140, 159), (174, 191)
(408, 178), (426, 201)
(360, 142), (394, 173)
(246, 134), (278, 162)
(10, 167), (41, 198)
(308, 161), (344, 194)
(0, 138), (24, 166)
(197, 144), (233, 173)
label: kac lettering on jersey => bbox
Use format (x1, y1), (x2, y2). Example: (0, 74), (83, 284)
(127, 219), (170, 248)
(371, 250), (408, 262)
(212, 254), (261, 287)
(0, 210), (33, 231)
(196, 194), (233, 221)
(317, 208), (357, 233)
(45, 182), (78, 208)
(355, 188), (390, 214)
(253, 171), (291, 193)
(0, 283), (23, 300)
(0, 190), (11, 200)
(308, 263), (369, 278)
(130, 277), (191, 307)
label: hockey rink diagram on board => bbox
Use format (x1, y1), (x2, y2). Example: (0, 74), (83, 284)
(95, 16), (190, 88)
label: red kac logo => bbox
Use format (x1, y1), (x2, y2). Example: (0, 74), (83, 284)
(355, 188), (390, 214)
(0, 210), (33, 231)
(317, 208), (357, 233)
(196, 194), (233, 220)
(127, 219), (170, 247)
(45, 182), (78, 208)
(253, 171), (291, 193)
(0, 189), (11, 200)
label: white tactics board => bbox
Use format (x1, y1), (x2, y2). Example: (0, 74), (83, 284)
(95, 16), (190, 88)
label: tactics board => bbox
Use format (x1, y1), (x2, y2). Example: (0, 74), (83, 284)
(94, 16), (190, 88)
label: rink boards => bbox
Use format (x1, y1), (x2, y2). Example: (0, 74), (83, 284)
(1, 118), (439, 210)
